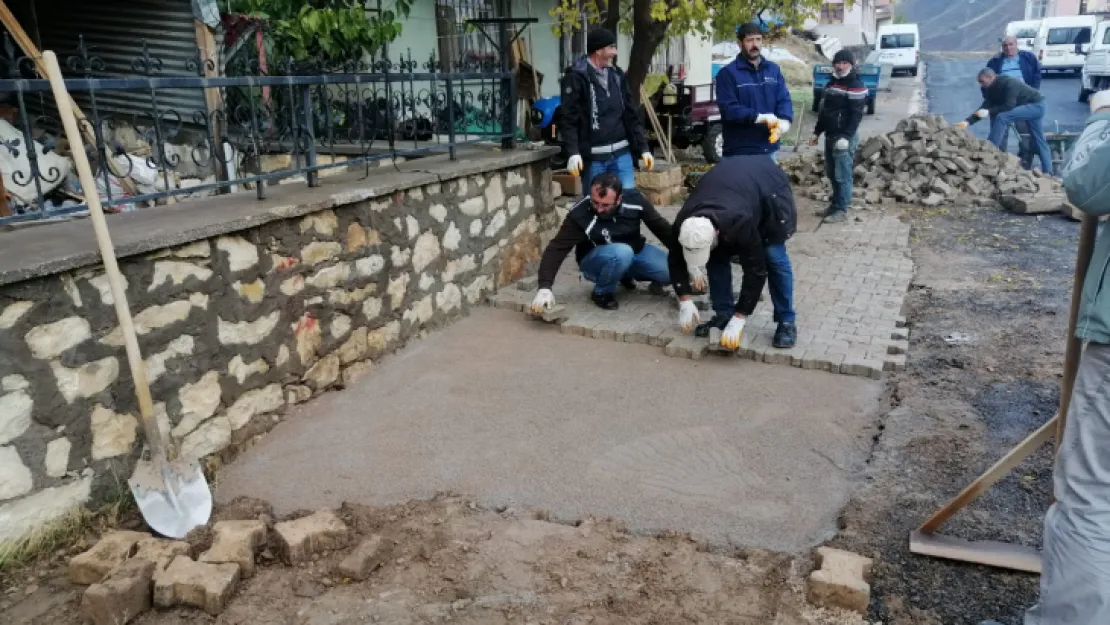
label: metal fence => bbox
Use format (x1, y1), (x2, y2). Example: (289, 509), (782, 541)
(0, 33), (516, 224)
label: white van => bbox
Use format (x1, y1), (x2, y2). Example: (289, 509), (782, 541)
(875, 24), (920, 76)
(1005, 19), (1042, 50)
(1035, 15), (1098, 74)
(1080, 20), (1110, 103)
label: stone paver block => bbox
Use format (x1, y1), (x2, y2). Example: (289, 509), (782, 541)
(273, 509), (352, 565)
(81, 557), (155, 625)
(664, 334), (708, 360)
(807, 546), (874, 614)
(69, 530), (149, 584)
(133, 537), (191, 572)
(335, 535), (389, 581)
(153, 555), (240, 615)
(884, 354), (908, 372)
(200, 520), (267, 578)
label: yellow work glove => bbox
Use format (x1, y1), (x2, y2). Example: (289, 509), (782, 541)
(640, 152), (654, 171)
(954, 121), (969, 129)
(720, 316), (746, 350)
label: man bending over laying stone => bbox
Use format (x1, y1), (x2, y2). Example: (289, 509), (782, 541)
(530, 172), (672, 312)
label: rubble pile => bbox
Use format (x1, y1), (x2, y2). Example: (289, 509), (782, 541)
(782, 114), (1063, 208)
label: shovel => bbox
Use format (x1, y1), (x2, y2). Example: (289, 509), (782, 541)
(42, 51), (212, 538)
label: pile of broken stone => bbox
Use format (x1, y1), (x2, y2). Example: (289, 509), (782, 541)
(69, 509), (381, 625)
(782, 114), (1068, 212)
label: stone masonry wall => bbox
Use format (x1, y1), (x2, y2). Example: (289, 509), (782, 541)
(0, 161), (556, 546)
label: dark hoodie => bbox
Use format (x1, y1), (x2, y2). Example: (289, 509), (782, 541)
(814, 69), (867, 140)
(559, 57), (648, 162)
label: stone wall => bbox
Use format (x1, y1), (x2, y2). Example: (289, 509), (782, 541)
(0, 154), (557, 546)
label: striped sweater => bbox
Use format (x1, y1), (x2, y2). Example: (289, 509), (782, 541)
(814, 70), (867, 141)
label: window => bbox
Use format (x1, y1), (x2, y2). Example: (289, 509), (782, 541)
(1014, 27), (1038, 39)
(1027, 0), (1048, 19)
(1104, 28), (1110, 45)
(880, 34), (916, 48)
(1046, 27), (1091, 46)
(820, 3), (844, 24)
(435, 0), (497, 70)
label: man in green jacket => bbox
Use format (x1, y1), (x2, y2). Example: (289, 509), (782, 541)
(981, 89), (1110, 625)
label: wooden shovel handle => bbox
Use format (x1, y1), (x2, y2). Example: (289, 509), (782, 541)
(41, 51), (166, 459)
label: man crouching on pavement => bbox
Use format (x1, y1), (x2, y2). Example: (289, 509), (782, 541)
(530, 172), (672, 312)
(668, 155), (799, 349)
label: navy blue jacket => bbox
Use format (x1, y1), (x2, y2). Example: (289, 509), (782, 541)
(986, 51), (1042, 89)
(714, 55), (794, 156)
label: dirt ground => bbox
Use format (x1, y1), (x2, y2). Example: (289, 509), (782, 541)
(0, 196), (1075, 625)
(3, 494), (871, 625)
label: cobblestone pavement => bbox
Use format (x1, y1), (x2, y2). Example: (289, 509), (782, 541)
(489, 208), (913, 379)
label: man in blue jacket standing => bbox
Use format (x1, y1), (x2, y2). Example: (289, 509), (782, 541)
(986, 36), (1042, 169)
(715, 22), (794, 161)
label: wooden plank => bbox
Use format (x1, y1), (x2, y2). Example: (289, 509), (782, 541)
(909, 532), (1041, 574)
(193, 20), (227, 184)
(917, 415), (1056, 534)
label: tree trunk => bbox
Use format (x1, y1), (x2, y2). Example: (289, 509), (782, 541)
(624, 0), (667, 103)
(603, 0), (620, 34)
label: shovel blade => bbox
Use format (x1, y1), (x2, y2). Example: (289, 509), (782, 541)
(128, 457), (212, 539)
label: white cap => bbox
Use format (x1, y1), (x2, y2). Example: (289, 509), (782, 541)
(677, 216), (715, 269)
(1092, 90), (1110, 115)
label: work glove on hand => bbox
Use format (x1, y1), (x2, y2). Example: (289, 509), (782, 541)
(688, 266), (708, 293)
(640, 152), (654, 171)
(954, 121), (969, 129)
(567, 155), (584, 177)
(808, 135), (819, 147)
(720, 316), (747, 350)
(776, 120), (791, 135)
(974, 109), (989, 119)
(530, 288), (554, 314)
(834, 137), (850, 151)
(755, 113), (779, 126)
(679, 299), (701, 334)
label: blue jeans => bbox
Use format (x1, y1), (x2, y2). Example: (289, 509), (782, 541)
(586, 152), (636, 192)
(987, 101), (1053, 175)
(824, 134), (858, 213)
(579, 243), (670, 295)
(705, 243), (796, 323)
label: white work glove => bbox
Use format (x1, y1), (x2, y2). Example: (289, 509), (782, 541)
(567, 154), (583, 177)
(720, 316), (747, 350)
(974, 108), (989, 119)
(640, 152), (654, 171)
(954, 121), (969, 129)
(755, 113), (779, 126)
(688, 266), (708, 293)
(679, 299), (701, 334)
(776, 120), (791, 134)
(834, 137), (849, 151)
(530, 288), (554, 314)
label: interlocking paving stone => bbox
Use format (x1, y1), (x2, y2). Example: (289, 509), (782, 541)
(489, 212), (913, 378)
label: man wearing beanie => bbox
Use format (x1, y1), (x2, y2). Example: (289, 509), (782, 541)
(808, 49), (867, 223)
(666, 155), (799, 350)
(560, 27), (653, 191)
(980, 88), (1110, 625)
(715, 22), (794, 160)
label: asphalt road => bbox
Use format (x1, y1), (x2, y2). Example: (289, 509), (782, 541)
(923, 53), (1090, 148)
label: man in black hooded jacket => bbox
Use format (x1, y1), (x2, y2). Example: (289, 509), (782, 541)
(809, 49), (867, 222)
(667, 155), (799, 349)
(560, 28), (653, 190)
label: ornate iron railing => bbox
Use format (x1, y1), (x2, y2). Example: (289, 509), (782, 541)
(0, 37), (516, 224)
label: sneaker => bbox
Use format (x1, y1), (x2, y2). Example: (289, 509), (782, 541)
(695, 314), (731, 338)
(648, 282), (668, 296)
(591, 291), (619, 310)
(824, 211), (848, 224)
(773, 322), (797, 348)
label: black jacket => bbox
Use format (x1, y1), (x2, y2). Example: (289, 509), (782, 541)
(668, 156), (797, 316)
(559, 57), (648, 162)
(967, 75), (1044, 125)
(537, 189), (672, 289)
(814, 70), (867, 141)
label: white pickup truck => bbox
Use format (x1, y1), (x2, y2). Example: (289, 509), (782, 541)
(1080, 20), (1110, 103)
